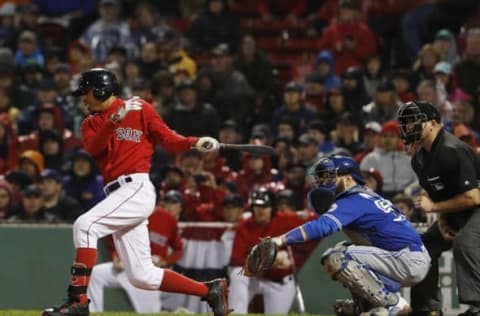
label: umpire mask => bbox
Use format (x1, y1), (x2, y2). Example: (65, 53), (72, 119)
(397, 102), (428, 145)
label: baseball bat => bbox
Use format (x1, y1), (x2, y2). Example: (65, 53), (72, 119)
(286, 245), (306, 314)
(220, 143), (274, 155)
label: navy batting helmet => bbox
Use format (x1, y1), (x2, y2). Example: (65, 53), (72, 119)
(329, 155), (365, 185)
(72, 68), (119, 101)
(249, 187), (276, 213)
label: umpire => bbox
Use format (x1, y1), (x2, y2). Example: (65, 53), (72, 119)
(397, 101), (480, 316)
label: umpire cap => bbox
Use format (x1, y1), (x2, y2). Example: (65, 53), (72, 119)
(72, 68), (119, 101)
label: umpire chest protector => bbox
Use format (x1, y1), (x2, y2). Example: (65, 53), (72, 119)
(412, 129), (480, 229)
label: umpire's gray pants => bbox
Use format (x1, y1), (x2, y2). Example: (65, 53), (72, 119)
(411, 209), (480, 311)
(346, 244), (431, 287)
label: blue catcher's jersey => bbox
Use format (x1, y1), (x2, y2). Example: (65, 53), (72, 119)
(323, 186), (423, 251)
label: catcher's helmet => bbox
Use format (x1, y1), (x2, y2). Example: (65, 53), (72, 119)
(397, 101), (441, 145)
(330, 155), (365, 185)
(72, 68), (119, 101)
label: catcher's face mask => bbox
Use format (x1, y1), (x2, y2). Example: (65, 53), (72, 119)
(397, 102), (427, 145)
(312, 157), (337, 195)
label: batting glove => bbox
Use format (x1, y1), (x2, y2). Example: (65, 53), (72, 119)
(195, 136), (220, 152)
(111, 96), (143, 123)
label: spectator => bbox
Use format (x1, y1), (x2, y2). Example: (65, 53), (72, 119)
(314, 50), (341, 93)
(297, 133), (322, 170)
(319, 87), (348, 131)
(0, 179), (14, 220)
(39, 169), (84, 223)
(63, 149), (105, 213)
(150, 70), (176, 115)
(433, 29), (459, 65)
(256, 0), (307, 23)
(412, 44), (441, 83)
(157, 30), (197, 79)
(360, 120), (417, 199)
(189, 0), (241, 52)
(196, 67), (216, 106)
(361, 167), (383, 195)
(235, 153), (276, 201)
(341, 67), (371, 123)
(157, 166), (186, 200)
(362, 80), (402, 123)
(218, 120), (243, 172)
(416, 79), (453, 120)
(453, 28), (480, 96)
(363, 54), (386, 100)
(131, 2), (171, 48)
(17, 149), (44, 183)
(331, 112), (361, 155)
(304, 71), (327, 112)
(317, 0), (377, 75)
(281, 162), (310, 210)
(355, 121), (382, 163)
(0, 114), (18, 174)
(0, 65), (35, 110)
(222, 193), (245, 223)
(80, 0), (134, 63)
(7, 184), (54, 223)
(209, 43), (255, 124)
(38, 130), (67, 171)
(392, 193), (426, 223)
(306, 120), (335, 156)
(15, 30), (44, 69)
(433, 61), (454, 101)
(391, 69), (416, 103)
(201, 150), (236, 184)
(275, 189), (297, 212)
(4, 170), (32, 207)
(275, 117), (300, 144)
(164, 79), (221, 137)
(271, 82), (318, 135)
(0, 3), (16, 49)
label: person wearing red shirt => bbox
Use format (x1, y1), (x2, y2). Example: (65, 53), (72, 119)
(228, 187), (317, 314)
(317, 0), (377, 75)
(88, 207), (183, 313)
(42, 68), (229, 316)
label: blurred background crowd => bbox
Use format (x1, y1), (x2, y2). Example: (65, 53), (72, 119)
(0, 0), (479, 225)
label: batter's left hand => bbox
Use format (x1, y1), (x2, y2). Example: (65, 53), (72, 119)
(195, 137), (220, 152)
(415, 194), (436, 213)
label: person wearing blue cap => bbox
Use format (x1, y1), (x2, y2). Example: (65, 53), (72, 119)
(264, 155), (430, 316)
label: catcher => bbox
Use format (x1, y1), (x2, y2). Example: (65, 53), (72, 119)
(229, 187), (317, 314)
(245, 156), (431, 316)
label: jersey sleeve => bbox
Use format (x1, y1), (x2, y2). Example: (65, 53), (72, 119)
(444, 146), (478, 193)
(323, 198), (365, 228)
(143, 103), (199, 152)
(81, 116), (116, 157)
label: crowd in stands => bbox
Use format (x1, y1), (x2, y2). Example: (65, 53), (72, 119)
(0, 0), (479, 225)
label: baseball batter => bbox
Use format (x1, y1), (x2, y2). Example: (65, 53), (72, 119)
(229, 187), (317, 314)
(270, 155), (431, 316)
(42, 68), (229, 316)
(88, 206), (183, 313)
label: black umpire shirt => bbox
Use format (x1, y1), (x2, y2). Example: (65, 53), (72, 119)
(411, 129), (480, 230)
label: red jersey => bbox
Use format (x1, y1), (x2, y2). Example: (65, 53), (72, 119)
(81, 98), (198, 183)
(230, 211), (318, 281)
(148, 208), (183, 265)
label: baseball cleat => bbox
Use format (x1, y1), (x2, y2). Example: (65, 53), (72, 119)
(334, 298), (363, 316)
(42, 297), (89, 316)
(360, 294), (411, 316)
(202, 278), (231, 316)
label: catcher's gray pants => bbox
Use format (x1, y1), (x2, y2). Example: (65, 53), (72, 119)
(346, 244), (431, 287)
(411, 210), (480, 311)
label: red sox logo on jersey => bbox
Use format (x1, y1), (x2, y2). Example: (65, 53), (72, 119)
(116, 127), (143, 143)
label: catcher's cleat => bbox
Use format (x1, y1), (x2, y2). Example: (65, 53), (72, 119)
(334, 298), (364, 316)
(202, 278), (231, 316)
(42, 296), (89, 316)
(360, 294), (411, 316)
(409, 311), (443, 316)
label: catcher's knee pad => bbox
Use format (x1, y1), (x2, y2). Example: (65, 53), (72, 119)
(323, 253), (397, 307)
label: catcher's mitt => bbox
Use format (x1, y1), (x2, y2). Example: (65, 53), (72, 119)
(243, 237), (278, 277)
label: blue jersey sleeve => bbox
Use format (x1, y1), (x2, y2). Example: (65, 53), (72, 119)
(325, 198), (365, 228)
(285, 215), (340, 244)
